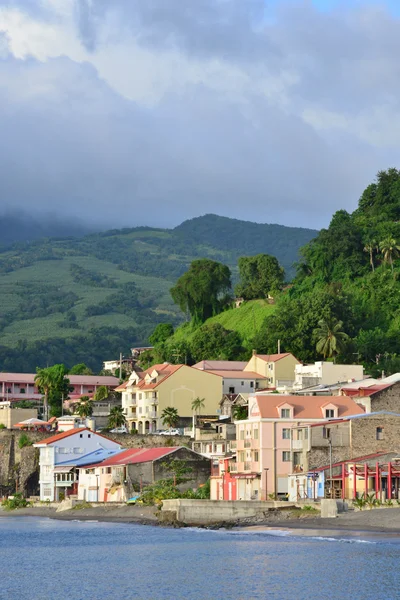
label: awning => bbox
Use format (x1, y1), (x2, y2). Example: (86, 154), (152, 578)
(231, 473), (259, 479)
(54, 466), (74, 473)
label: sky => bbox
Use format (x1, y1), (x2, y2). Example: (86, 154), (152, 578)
(0, 0), (400, 231)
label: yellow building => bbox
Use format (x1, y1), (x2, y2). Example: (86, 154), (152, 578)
(118, 363), (222, 433)
(244, 352), (300, 389)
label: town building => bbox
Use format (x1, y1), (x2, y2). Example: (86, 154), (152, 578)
(0, 403), (38, 429)
(78, 446), (210, 502)
(191, 418), (236, 459)
(33, 428), (121, 501)
(117, 363), (222, 434)
(293, 361), (364, 391)
(0, 373), (119, 403)
(217, 392), (365, 501)
(244, 352), (300, 389)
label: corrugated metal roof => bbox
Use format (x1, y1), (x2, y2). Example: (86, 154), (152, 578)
(86, 446), (181, 468)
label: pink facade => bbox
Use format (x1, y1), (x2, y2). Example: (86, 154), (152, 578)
(231, 393), (365, 500)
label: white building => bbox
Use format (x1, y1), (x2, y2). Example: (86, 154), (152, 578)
(34, 428), (121, 501)
(294, 362), (364, 391)
(192, 360), (267, 395)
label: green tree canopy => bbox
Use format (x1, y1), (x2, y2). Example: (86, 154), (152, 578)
(75, 396), (93, 418)
(93, 385), (109, 401)
(108, 406), (127, 429)
(69, 363), (93, 375)
(35, 364), (71, 419)
(235, 254), (285, 300)
(170, 259), (232, 325)
(190, 323), (245, 363)
(149, 323), (174, 346)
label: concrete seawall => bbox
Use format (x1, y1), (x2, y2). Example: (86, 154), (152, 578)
(160, 499), (300, 525)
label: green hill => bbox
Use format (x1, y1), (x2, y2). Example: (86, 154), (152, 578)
(0, 214), (315, 372)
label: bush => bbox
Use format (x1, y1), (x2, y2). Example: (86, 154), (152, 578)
(0, 423), (6, 430)
(2, 493), (30, 511)
(18, 433), (33, 449)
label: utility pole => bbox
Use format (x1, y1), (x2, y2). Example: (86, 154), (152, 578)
(277, 339), (281, 354)
(119, 352), (123, 379)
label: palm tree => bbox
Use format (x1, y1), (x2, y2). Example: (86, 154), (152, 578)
(161, 407), (179, 430)
(363, 239), (377, 272)
(93, 385), (109, 401)
(75, 396), (93, 419)
(191, 397), (205, 436)
(379, 237), (400, 276)
(108, 406), (127, 429)
(34, 368), (52, 421)
(314, 317), (349, 360)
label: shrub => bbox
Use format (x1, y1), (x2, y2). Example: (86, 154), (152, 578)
(0, 423), (6, 430)
(302, 505), (319, 513)
(72, 502), (93, 510)
(353, 496), (367, 511)
(2, 493), (30, 510)
(18, 433), (33, 449)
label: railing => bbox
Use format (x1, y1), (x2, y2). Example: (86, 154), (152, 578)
(244, 461), (251, 471)
(244, 440), (251, 448)
(229, 463), (238, 472)
(292, 440), (305, 450)
(230, 441), (237, 450)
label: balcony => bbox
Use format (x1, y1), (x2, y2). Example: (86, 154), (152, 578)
(230, 441), (237, 450)
(229, 463), (238, 473)
(292, 439), (305, 450)
(244, 440), (251, 448)
(244, 461), (251, 471)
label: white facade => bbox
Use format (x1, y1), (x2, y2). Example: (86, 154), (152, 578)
(294, 362), (364, 390)
(34, 429), (120, 501)
(221, 377), (256, 395)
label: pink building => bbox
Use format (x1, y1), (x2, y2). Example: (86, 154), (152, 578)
(227, 393), (365, 500)
(0, 373), (119, 403)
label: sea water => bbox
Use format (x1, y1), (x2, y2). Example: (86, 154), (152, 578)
(1, 517), (399, 600)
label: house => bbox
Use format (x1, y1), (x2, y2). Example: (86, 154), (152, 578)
(289, 411), (400, 477)
(78, 446), (211, 502)
(341, 379), (400, 413)
(117, 363), (222, 434)
(0, 373), (119, 404)
(191, 418), (236, 459)
(244, 352), (300, 389)
(221, 393), (365, 501)
(293, 361), (364, 391)
(33, 428), (121, 501)
(219, 393), (248, 419)
(287, 452), (400, 502)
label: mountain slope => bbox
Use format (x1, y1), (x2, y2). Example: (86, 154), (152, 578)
(0, 214), (316, 371)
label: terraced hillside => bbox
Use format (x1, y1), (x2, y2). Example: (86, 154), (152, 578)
(0, 214), (316, 371)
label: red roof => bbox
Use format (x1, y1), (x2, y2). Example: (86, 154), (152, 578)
(87, 446), (180, 468)
(253, 395), (365, 419)
(342, 384), (392, 397)
(255, 353), (297, 363)
(313, 452), (390, 472)
(34, 428), (117, 446)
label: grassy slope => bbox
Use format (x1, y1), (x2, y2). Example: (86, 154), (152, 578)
(171, 300), (276, 345)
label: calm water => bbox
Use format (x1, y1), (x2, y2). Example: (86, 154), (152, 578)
(1, 517), (400, 600)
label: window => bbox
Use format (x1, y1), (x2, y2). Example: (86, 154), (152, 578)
(239, 452), (245, 462)
(281, 409), (290, 418)
(250, 381), (254, 388)
(106, 467), (112, 474)
(20, 388), (25, 394)
(139, 393), (142, 400)
(241, 381), (244, 386)
(376, 427), (384, 440)
(240, 430), (244, 440)
(229, 387), (235, 394)
(282, 451), (291, 462)
(80, 433), (83, 438)
(43, 487), (52, 497)
(253, 429), (258, 440)
(254, 451), (259, 462)
(293, 452), (302, 466)
(282, 428), (290, 439)
(139, 407), (142, 414)
(325, 409), (335, 418)
(73, 448), (84, 454)
(7, 388), (11, 394)
(323, 427), (331, 439)
(43, 465), (52, 476)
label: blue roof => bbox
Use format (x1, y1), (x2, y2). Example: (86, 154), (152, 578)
(57, 448), (124, 467)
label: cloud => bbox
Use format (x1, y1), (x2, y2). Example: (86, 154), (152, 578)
(0, 0), (399, 230)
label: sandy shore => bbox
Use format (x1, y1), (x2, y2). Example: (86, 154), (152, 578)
(0, 504), (158, 525)
(3, 505), (400, 535)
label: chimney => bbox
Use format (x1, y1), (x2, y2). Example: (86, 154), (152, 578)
(252, 349), (257, 356)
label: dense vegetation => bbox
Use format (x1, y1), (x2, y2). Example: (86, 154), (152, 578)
(147, 170), (400, 377)
(0, 215), (314, 371)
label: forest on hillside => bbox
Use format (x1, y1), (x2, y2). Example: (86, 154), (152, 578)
(145, 169), (400, 378)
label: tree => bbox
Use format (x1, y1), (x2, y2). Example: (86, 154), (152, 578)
(75, 396), (93, 418)
(314, 318), (349, 360)
(149, 323), (174, 346)
(191, 397), (205, 435)
(170, 259), (232, 325)
(161, 407), (179, 429)
(35, 364), (71, 420)
(69, 363), (93, 375)
(232, 405), (248, 421)
(191, 323), (244, 363)
(108, 406), (127, 429)
(235, 254), (285, 300)
(379, 237), (400, 276)
(160, 459), (193, 486)
(93, 385), (109, 401)
(363, 238), (377, 272)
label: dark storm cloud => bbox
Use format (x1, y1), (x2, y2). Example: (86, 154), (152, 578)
(0, 0), (399, 229)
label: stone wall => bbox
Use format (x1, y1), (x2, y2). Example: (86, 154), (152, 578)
(105, 433), (191, 448)
(370, 382), (400, 412)
(0, 430), (45, 496)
